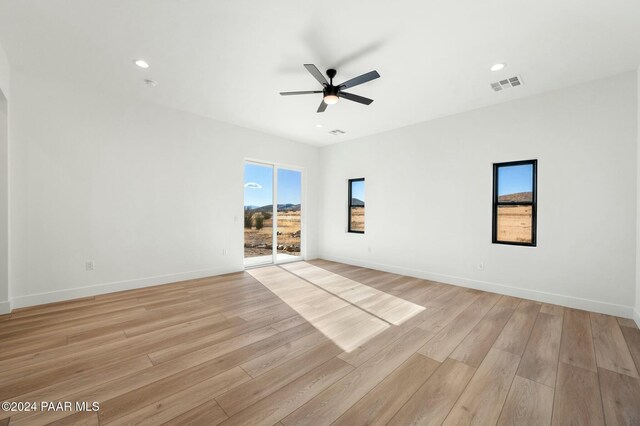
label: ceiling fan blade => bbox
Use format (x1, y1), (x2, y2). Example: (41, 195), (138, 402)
(339, 91), (374, 105)
(280, 90), (323, 96)
(304, 64), (329, 86)
(338, 70), (380, 90)
(317, 100), (328, 113)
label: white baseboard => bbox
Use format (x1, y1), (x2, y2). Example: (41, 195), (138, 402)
(10, 265), (244, 310)
(8, 256), (638, 321)
(319, 254), (635, 319)
(0, 300), (10, 315)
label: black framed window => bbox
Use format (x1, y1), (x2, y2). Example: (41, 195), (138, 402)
(348, 178), (365, 233)
(492, 160), (537, 246)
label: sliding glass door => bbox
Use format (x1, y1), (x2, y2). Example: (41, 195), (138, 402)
(276, 168), (302, 263)
(244, 161), (302, 267)
(243, 162), (274, 267)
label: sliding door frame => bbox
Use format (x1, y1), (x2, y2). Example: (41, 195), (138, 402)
(244, 159), (305, 266)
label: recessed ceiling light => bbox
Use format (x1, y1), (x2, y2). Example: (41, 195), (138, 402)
(134, 59), (150, 69)
(144, 79), (158, 87)
(490, 63), (506, 72)
(316, 124), (323, 128)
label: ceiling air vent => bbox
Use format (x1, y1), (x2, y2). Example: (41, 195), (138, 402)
(490, 75), (523, 92)
(328, 129), (346, 135)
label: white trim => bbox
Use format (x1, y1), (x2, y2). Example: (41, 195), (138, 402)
(10, 265), (242, 310)
(320, 254), (635, 319)
(0, 300), (10, 315)
(634, 308), (640, 328)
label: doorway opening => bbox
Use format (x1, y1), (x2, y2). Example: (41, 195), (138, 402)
(243, 161), (303, 267)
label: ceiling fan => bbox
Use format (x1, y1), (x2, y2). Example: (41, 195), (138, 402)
(280, 64), (380, 113)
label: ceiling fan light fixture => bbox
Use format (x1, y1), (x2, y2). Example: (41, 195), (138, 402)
(280, 64), (379, 113)
(324, 94), (339, 105)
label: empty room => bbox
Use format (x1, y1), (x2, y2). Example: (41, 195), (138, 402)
(1, 0), (640, 425)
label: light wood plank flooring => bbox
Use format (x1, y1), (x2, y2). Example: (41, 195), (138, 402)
(1, 259), (639, 425)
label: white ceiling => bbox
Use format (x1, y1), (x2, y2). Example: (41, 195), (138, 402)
(1, 0), (639, 146)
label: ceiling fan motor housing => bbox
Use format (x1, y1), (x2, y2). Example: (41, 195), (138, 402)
(324, 86), (339, 97)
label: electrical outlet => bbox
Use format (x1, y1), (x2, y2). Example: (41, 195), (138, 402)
(222, 248), (227, 256)
(477, 262), (485, 271)
(367, 246), (372, 253)
(85, 260), (95, 271)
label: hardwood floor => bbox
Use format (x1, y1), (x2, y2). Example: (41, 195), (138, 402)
(1, 259), (639, 425)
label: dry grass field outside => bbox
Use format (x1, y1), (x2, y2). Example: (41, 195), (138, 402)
(497, 205), (532, 243)
(244, 209), (301, 258)
(350, 206), (365, 232)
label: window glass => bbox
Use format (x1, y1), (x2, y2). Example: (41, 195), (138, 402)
(348, 179), (365, 233)
(493, 161), (536, 246)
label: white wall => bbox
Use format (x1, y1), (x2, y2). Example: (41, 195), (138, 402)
(0, 40), (9, 314)
(0, 95), (7, 314)
(5, 64), (639, 318)
(0, 41), (8, 99)
(636, 67), (640, 326)
(319, 72), (638, 318)
(8, 70), (320, 308)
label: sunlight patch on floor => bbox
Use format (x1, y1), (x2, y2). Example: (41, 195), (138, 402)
(281, 262), (426, 325)
(247, 266), (389, 352)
